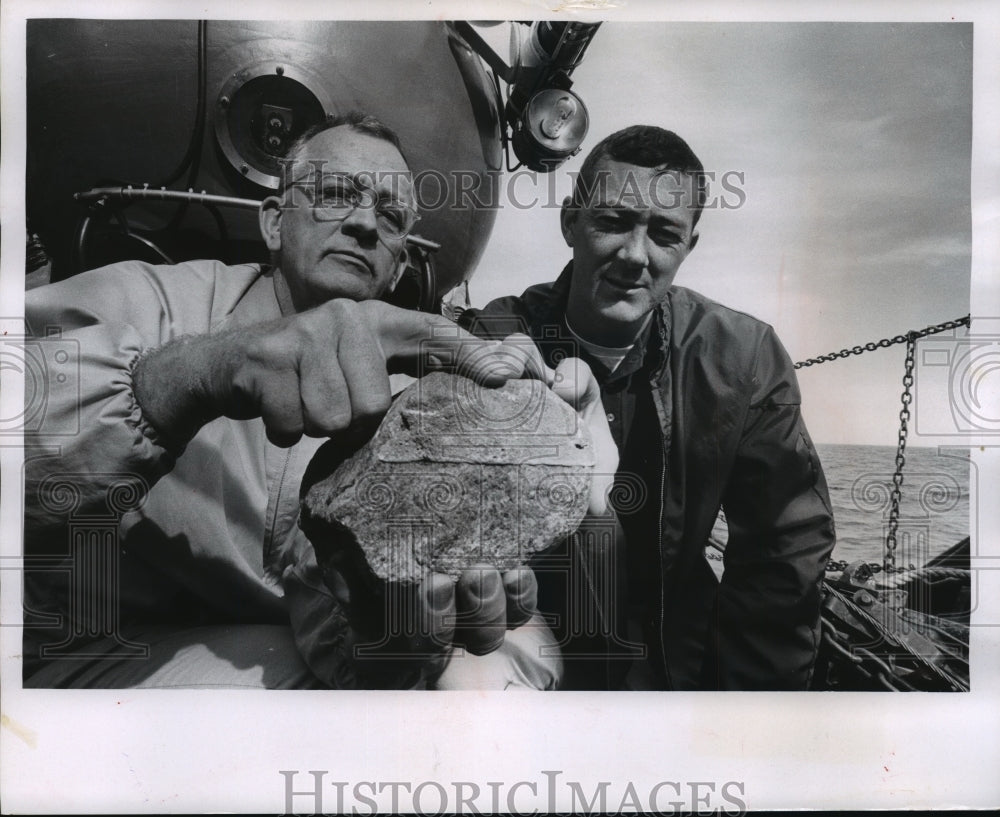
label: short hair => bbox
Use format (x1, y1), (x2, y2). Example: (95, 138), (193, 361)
(572, 125), (706, 226)
(279, 111), (408, 191)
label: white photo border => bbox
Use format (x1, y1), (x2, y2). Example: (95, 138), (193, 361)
(1, 1), (998, 813)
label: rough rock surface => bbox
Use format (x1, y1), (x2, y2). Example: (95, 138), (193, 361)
(301, 372), (594, 583)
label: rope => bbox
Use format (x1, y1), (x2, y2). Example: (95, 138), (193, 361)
(894, 566), (971, 583)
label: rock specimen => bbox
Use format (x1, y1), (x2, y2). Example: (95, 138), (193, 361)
(300, 372), (594, 584)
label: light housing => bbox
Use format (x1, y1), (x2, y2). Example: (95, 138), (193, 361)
(510, 88), (589, 171)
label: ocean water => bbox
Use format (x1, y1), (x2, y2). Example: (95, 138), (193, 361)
(709, 444), (970, 570)
(815, 444), (969, 567)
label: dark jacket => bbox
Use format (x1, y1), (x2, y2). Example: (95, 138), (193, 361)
(461, 265), (836, 690)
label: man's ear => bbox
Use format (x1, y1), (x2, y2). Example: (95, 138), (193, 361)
(559, 195), (578, 248)
(259, 196), (283, 253)
(687, 231), (699, 253)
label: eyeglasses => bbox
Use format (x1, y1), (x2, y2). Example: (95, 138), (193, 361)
(289, 173), (420, 239)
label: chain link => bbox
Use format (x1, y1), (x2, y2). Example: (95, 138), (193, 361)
(825, 558), (918, 575)
(793, 315), (970, 369)
(795, 315), (970, 572)
(822, 582), (969, 691)
(884, 334), (916, 572)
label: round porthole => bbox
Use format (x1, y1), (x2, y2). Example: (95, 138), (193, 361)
(215, 62), (332, 189)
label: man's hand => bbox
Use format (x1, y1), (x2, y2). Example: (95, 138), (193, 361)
(467, 335), (618, 515)
(282, 536), (544, 688)
(132, 299), (546, 449)
(175, 306), (611, 687)
(285, 340), (616, 688)
(548, 354), (618, 516)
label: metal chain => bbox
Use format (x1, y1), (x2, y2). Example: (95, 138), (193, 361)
(793, 315), (970, 369)
(823, 582), (969, 691)
(884, 334), (916, 572)
(794, 315), (970, 572)
(825, 558), (918, 575)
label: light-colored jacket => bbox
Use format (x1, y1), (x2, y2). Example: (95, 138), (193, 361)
(24, 261), (324, 675)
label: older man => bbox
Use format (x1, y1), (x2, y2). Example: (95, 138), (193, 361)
(23, 112), (592, 689)
(463, 125), (836, 690)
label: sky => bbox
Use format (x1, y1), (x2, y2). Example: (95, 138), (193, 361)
(468, 22), (973, 446)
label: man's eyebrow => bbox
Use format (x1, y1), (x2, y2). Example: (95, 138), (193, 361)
(590, 198), (642, 211)
(291, 170), (410, 184)
(591, 201), (688, 226)
(289, 171), (414, 201)
(647, 212), (688, 230)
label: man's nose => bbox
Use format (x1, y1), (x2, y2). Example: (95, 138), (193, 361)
(339, 201), (380, 241)
(618, 226), (649, 268)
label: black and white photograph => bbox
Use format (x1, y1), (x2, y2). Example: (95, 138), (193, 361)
(2, 0), (998, 813)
